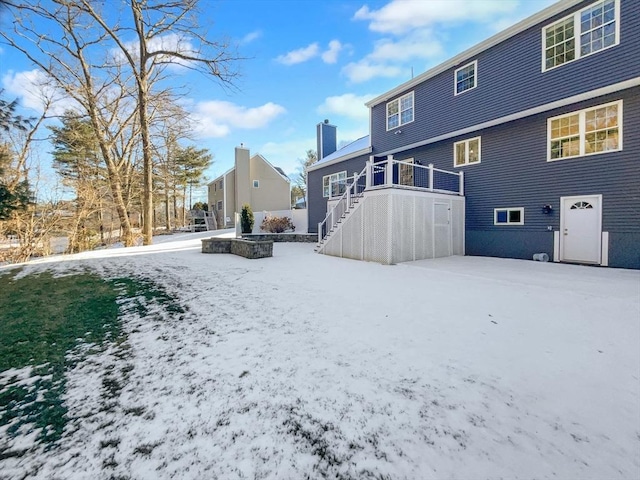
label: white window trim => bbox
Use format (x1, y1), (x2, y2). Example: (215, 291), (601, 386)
(253, 180), (259, 188)
(547, 99), (623, 162)
(494, 207), (525, 226)
(453, 136), (482, 168)
(454, 60), (478, 96)
(322, 171), (347, 198)
(541, 0), (620, 72)
(386, 91), (414, 131)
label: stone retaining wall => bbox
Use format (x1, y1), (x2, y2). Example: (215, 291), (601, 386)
(241, 233), (317, 243)
(201, 238), (273, 259)
(201, 238), (232, 254)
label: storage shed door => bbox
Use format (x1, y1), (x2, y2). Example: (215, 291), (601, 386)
(433, 202), (452, 258)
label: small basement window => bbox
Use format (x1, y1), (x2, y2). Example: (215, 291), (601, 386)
(494, 207), (524, 225)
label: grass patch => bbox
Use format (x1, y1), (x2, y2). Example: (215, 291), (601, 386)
(0, 267), (186, 455)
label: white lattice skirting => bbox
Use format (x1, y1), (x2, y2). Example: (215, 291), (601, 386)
(319, 189), (465, 264)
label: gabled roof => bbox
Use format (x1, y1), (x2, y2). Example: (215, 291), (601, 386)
(208, 166), (234, 185)
(208, 154), (289, 185)
(253, 153), (290, 182)
(366, 0), (583, 107)
(308, 135), (371, 172)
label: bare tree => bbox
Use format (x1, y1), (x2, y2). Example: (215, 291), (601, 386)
(1, 2), (141, 245)
(3, 0), (241, 246)
(294, 149), (318, 198)
(76, 0), (241, 244)
(149, 98), (194, 231)
(0, 90), (64, 262)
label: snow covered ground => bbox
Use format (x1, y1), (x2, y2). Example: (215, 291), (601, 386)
(2, 230), (639, 479)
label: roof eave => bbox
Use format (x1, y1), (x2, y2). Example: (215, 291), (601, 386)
(307, 146), (372, 173)
(365, 0), (583, 108)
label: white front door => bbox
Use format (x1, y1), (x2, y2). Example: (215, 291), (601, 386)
(560, 195), (602, 264)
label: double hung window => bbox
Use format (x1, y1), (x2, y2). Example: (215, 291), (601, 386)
(455, 61), (477, 95)
(543, 0), (618, 71)
(387, 92), (414, 130)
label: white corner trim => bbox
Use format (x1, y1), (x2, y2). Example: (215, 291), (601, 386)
(553, 230), (560, 262)
(601, 231), (609, 266)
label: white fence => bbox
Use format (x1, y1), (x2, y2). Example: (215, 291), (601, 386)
(235, 208), (308, 235)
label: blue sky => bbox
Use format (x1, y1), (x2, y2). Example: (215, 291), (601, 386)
(1, 0), (558, 201)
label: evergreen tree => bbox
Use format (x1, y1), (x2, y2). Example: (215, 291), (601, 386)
(0, 92), (32, 220)
(49, 112), (108, 252)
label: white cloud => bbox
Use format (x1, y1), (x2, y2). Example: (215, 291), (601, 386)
(2, 69), (77, 115)
(241, 30), (262, 44)
(368, 30), (443, 62)
(354, 0), (518, 34)
(347, 0), (526, 83)
(192, 100), (286, 138)
(321, 40), (344, 64)
(111, 33), (197, 69)
(342, 59), (404, 84)
(259, 137), (317, 176)
(276, 43), (320, 65)
(317, 93), (376, 121)
(344, 7), (449, 84)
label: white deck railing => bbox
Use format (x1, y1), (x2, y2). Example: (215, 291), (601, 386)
(317, 157), (464, 244)
(318, 166), (367, 243)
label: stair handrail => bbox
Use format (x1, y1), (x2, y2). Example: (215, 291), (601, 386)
(317, 164), (368, 243)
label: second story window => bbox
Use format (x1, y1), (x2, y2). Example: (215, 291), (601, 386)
(543, 0), (618, 71)
(455, 61), (477, 95)
(387, 92), (414, 130)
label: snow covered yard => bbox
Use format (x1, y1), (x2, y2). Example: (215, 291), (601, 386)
(1, 230), (639, 480)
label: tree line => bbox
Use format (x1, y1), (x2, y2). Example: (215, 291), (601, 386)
(0, 0), (241, 262)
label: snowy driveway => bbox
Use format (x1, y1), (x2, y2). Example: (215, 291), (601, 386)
(2, 231), (639, 479)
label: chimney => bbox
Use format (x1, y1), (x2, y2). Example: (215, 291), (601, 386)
(316, 119), (337, 160)
(235, 144), (251, 210)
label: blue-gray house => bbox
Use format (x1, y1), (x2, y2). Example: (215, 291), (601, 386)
(308, 0), (639, 269)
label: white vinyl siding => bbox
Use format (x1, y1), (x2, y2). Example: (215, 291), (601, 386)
(543, 0), (619, 71)
(548, 100), (622, 161)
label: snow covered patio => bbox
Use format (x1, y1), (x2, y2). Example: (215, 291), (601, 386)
(2, 230), (639, 479)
